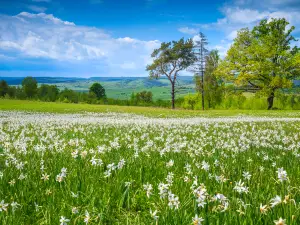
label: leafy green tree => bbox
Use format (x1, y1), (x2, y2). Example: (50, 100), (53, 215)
(195, 50), (223, 108)
(89, 83), (106, 100)
(22, 76), (38, 98)
(216, 18), (300, 109)
(7, 86), (17, 98)
(146, 38), (196, 109)
(0, 80), (9, 97)
(59, 88), (79, 103)
(38, 84), (60, 102)
(136, 91), (153, 104)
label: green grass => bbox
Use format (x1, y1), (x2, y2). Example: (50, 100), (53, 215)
(1, 99), (300, 118)
(0, 112), (300, 224)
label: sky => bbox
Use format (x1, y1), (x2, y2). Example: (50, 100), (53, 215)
(0, 0), (300, 77)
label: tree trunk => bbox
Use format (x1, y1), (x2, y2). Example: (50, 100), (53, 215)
(267, 92), (274, 110)
(171, 82), (175, 109)
(201, 73), (204, 110)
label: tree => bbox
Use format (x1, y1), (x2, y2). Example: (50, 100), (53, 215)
(89, 83), (106, 100)
(216, 18), (300, 109)
(146, 38), (196, 109)
(38, 84), (60, 102)
(195, 50), (223, 108)
(136, 91), (153, 104)
(190, 32), (209, 110)
(22, 76), (38, 98)
(59, 88), (78, 103)
(0, 80), (9, 97)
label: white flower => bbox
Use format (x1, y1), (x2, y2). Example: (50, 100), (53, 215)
(11, 201), (20, 212)
(168, 192), (180, 209)
(8, 179), (16, 186)
(143, 183), (153, 198)
(166, 160), (174, 168)
(259, 204), (268, 215)
(158, 183), (169, 199)
(41, 173), (50, 181)
(242, 171), (251, 180)
(60, 216), (70, 225)
(166, 172), (174, 185)
(71, 151), (78, 158)
(192, 214), (204, 225)
(270, 195), (282, 208)
(233, 180), (249, 194)
(56, 174), (64, 183)
(0, 200), (9, 212)
(277, 168), (288, 182)
(61, 168), (67, 177)
(84, 210), (90, 224)
(150, 208), (159, 220)
(72, 207), (79, 214)
(18, 173), (27, 180)
(117, 159), (125, 169)
(201, 161), (210, 171)
(274, 217), (286, 225)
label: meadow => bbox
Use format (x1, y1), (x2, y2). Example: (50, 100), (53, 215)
(0, 101), (300, 224)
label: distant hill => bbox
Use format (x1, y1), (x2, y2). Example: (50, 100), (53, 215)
(0, 76), (196, 100)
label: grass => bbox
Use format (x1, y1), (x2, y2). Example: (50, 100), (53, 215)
(0, 112), (300, 224)
(1, 99), (300, 118)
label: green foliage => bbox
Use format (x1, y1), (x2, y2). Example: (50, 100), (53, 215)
(0, 80), (9, 97)
(135, 91), (153, 104)
(89, 82), (106, 100)
(22, 76), (38, 98)
(59, 89), (79, 103)
(38, 84), (59, 102)
(216, 18), (300, 109)
(195, 50), (223, 108)
(181, 94), (201, 110)
(147, 38), (196, 108)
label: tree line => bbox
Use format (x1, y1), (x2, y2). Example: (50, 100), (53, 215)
(0, 77), (173, 107)
(146, 18), (300, 110)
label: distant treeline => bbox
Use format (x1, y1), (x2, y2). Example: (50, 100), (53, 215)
(0, 77), (174, 107)
(1, 76), (300, 110)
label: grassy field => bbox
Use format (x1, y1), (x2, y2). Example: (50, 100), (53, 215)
(0, 111), (300, 224)
(1, 99), (300, 118)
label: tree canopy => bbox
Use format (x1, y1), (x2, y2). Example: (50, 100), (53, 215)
(146, 38), (196, 109)
(216, 18), (300, 109)
(89, 83), (106, 100)
(22, 76), (38, 98)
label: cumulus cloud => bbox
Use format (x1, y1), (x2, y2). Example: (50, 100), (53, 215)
(0, 12), (160, 76)
(197, 2), (300, 58)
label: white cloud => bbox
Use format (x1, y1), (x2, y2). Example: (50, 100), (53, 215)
(178, 27), (199, 35)
(221, 7), (268, 24)
(226, 30), (238, 40)
(16, 12), (75, 25)
(0, 12), (160, 76)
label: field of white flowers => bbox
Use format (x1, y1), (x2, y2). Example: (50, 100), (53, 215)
(0, 111), (300, 224)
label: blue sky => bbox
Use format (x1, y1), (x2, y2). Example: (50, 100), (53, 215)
(0, 0), (300, 77)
